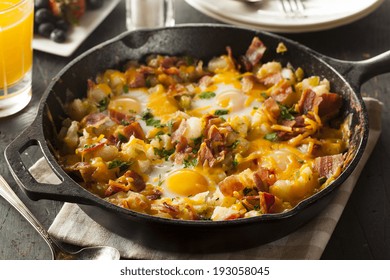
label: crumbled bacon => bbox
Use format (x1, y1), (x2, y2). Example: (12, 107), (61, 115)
(259, 192), (275, 214)
(126, 170), (146, 192)
(105, 180), (129, 196)
(244, 37), (266, 70)
(171, 119), (187, 143)
(109, 109), (134, 125)
(198, 75), (213, 88)
(314, 154), (344, 179)
(82, 112), (108, 127)
(298, 89), (342, 119)
(259, 72), (283, 87)
(270, 80), (294, 105)
(263, 97), (280, 120)
(105, 170), (146, 196)
(66, 162), (96, 183)
(317, 93), (343, 119)
(253, 167), (276, 192)
(128, 73), (146, 88)
(161, 202), (180, 218)
(122, 122), (145, 140)
(198, 142), (217, 167)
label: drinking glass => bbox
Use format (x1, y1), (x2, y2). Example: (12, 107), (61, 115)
(0, 0), (34, 117)
(126, 0), (175, 30)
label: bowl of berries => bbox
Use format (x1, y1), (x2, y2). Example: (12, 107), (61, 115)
(33, 0), (121, 56)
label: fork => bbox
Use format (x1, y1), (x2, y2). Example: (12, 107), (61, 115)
(279, 0), (306, 18)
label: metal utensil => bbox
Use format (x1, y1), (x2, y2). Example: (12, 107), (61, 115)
(0, 175), (120, 260)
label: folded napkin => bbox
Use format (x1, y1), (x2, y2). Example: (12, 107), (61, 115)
(30, 97), (382, 259)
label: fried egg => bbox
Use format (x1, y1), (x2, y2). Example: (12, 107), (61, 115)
(147, 162), (214, 198)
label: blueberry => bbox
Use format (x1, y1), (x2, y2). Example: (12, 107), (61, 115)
(50, 29), (67, 43)
(34, 0), (50, 9)
(87, 0), (104, 10)
(55, 19), (70, 32)
(38, 22), (55, 37)
(35, 8), (55, 24)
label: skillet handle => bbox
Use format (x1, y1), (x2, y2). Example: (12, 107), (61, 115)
(4, 122), (97, 205)
(322, 50), (390, 90)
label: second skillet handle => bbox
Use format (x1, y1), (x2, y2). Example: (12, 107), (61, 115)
(4, 121), (97, 205)
(322, 50), (390, 90)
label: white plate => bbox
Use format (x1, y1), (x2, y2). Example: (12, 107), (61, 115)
(33, 0), (121, 57)
(186, 0), (384, 33)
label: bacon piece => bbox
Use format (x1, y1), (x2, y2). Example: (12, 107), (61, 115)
(198, 142), (216, 167)
(263, 97), (280, 120)
(219, 175), (245, 196)
(66, 162), (96, 183)
(82, 112), (108, 127)
(259, 192), (275, 214)
(253, 167), (276, 192)
(259, 72), (283, 87)
(126, 170), (146, 192)
(244, 37), (266, 70)
(298, 89), (342, 119)
(298, 88), (319, 115)
(314, 154), (344, 178)
(161, 202), (180, 218)
(122, 122), (145, 140)
(270, 80), (294, 105)
(317, 93), (343, 119)
(128, 72), (146, 88)
(198, 75), (213, 88)
(105, 180), (129, 196)
(109, 109), (134, 125)
(105, 170), (146, 196)
(171, 119), (187, 143)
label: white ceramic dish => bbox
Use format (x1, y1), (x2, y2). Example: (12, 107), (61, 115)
(186, 0), (384, 33)
(33, 0), (121, 57)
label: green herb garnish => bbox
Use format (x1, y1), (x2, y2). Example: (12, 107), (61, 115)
(108, 159), (131, 172)
(214, 109), (229, 116)
(264, 132), (279, 142)
(97, 98), (109, 112)
(279, 104), (296, 121)
(199, 91), (216, 99)
(184, 158), (198, 168)
(153, 148), (175, 160)
(141, 109), (165, 128)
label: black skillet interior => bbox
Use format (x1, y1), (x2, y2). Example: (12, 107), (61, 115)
(12, 25), (368, 252)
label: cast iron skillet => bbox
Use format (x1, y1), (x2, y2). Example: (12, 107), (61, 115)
(5, 24), (390, 253)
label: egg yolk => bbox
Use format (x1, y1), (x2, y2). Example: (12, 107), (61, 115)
(108, 97), (141, 114)
(166, 169), (209, 197)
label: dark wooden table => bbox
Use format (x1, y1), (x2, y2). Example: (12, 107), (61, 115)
(1, 0), (389, 260)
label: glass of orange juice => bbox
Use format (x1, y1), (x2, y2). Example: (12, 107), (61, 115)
(0, 0), (34, 117)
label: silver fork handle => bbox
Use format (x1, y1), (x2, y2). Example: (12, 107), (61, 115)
(0, 175), (60, 259)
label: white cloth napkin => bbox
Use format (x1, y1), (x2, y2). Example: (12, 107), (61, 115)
(30, 97), (382, 259)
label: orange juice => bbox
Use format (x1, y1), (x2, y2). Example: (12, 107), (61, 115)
(0, 0), (33, 91)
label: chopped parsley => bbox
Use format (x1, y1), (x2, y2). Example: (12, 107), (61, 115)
(279, 104), (296, 121)
(153, 147), (175, 160)
(264, 132), (279, 142)
(122, 84), (129, 93)
(214, 109), (229, 116)
(199, 91), (216, 99)
(230, 140), (240, 149)
(117, 133), (128, 143)
(97, 98), (109, 112)
(141, 109), (165, 128)
(184, 158), (198, 168)
(108, 159), (132, 172)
